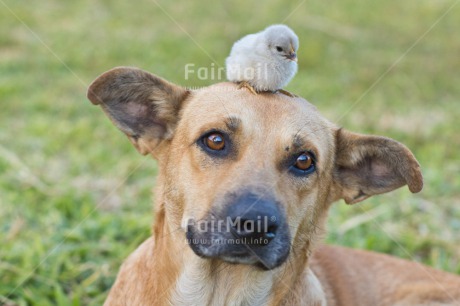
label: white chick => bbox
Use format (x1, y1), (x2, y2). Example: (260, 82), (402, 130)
(226, 24), (299, 96)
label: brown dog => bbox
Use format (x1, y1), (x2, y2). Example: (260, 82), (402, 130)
(87, 67), (460, 306)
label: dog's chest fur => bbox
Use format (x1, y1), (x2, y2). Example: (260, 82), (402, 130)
(171, 258), (273, 306)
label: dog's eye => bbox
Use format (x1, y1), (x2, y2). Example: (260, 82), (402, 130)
(204, 133), (225, 151)
(291, 152), (316, 175)
(276, 46), (283, 52)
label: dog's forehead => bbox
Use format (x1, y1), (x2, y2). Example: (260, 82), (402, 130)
(185, 83), (325, 128)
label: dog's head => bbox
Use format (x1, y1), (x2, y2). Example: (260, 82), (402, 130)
(88, 67), (423, 270)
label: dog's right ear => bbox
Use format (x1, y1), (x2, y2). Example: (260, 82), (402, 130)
(87, 67), (189, 155)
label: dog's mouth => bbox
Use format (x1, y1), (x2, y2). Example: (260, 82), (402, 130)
(184, 192), (291, 270)
(185, 219), (291, 270)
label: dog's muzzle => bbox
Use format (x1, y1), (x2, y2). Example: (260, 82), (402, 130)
(186, 192), (291, 270)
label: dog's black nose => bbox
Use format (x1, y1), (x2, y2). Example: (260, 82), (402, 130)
(226, 193), (281, 245)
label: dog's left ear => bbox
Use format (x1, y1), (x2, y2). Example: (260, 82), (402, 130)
(333, 129), (423, 204)
(87, 67), (189, 155)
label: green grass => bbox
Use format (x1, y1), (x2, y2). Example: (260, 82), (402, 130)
(1, 0), (459, 304)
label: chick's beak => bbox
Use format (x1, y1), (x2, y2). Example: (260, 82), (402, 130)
(287, 51), (297, 62)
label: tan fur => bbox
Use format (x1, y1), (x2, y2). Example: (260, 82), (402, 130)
(87, 67), (460, 306)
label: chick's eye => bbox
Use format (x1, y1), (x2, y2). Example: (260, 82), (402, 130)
(204, 133), (225, 151)
(294, 152), (314, 171)
(276, 46), (283, 52)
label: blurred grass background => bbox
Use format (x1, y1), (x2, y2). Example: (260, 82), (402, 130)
(1, 0), (459, 304)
